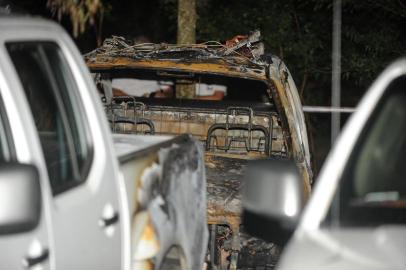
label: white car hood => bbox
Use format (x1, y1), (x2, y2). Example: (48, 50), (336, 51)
(277, 226), (406, 270)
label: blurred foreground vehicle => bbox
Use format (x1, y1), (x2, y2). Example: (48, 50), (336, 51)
(85, 31), (313, 269)
(0, 16), (208, 270)
(244, 59), (406, 269)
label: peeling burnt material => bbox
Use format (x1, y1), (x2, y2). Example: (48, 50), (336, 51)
(159, 139), (200, 215)
(144, 135), (208, 270)
(85, 35), (267, 80)
(238, 229), (281, 269)
(119, 134), (208, 269)
(85, 33), (264, 63)
(206, 155), (245, 226)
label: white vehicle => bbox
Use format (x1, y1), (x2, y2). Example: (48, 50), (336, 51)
(0, 16), (207, 270)
(243, 59), (406, 270)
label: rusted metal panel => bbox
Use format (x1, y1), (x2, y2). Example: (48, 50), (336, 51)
(205, 154), (245, 235)
(88, 58), (267, 81)
(85, 35), (268, 82)
(268, 61), (312, 198)
(111, 106), (286, 156)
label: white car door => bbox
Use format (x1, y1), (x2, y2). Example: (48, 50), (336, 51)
(5, 33), (125, 269)
(0, 39), (52, 269)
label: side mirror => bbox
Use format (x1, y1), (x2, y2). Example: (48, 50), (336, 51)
(242, 159), (304, 246)
(0, 163), (41, 234)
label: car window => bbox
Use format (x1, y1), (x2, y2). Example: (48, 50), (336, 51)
(328, 76), (406, 226)
(0, 96), (12, 162)
(93, 71), (270, 103)
(7, 42), (92, 195)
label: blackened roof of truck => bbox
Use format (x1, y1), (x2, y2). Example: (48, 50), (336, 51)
(84, 36), (273, 68)
(84, 36), (275, 81)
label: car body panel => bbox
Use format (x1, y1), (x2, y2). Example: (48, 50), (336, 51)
(0, 17), (208, 270)
(279, 59), (406, 270)
(0, 17), (127, 270)
(279, 227), (406, 270)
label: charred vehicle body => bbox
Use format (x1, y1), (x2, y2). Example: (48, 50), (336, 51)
(85, 32), (312, 269)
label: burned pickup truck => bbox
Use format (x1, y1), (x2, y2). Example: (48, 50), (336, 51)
(85, 32), (312, 269)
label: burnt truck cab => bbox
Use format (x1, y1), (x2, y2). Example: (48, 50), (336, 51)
(85, 35), (312, 269)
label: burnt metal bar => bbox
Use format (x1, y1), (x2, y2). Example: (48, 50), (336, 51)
(303, 106), (355, 113)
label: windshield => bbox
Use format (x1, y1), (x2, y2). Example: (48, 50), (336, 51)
(326, 76), (406, 227)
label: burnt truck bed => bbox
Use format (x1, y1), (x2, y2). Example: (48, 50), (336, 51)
(206, 154), (245, 227)
(205, 154), (280, 269)
(107, 99), (287, 269)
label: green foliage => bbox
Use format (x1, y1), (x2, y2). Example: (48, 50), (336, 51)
(196, 0), (332, 101)
(190, 0), (406, 106)
(340, 1), (406, 89)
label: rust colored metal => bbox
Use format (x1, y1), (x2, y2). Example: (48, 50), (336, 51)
(87, 57), (267, 81)
(132, 211), (160, 264)
(225, 35), (249, 48)
(132, 260), (154, 270)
